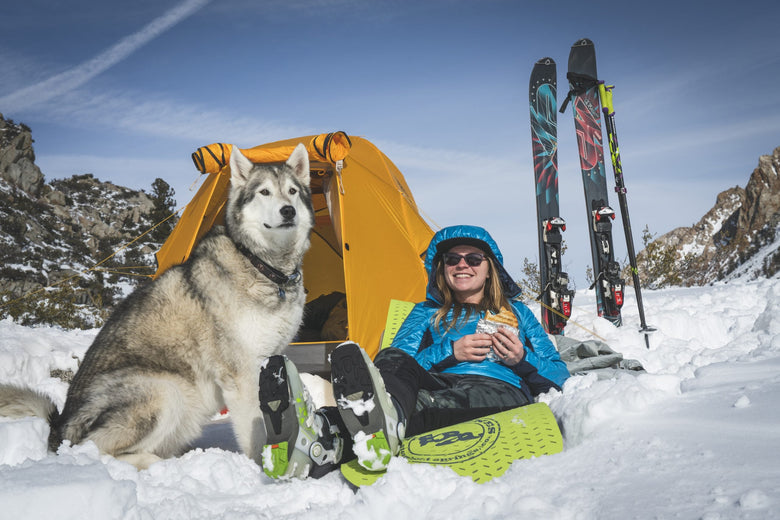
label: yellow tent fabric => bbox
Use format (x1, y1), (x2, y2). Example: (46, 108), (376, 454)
(154, 132), (434, 358)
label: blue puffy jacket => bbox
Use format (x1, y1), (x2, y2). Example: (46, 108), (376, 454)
(390, 225), (570, 398)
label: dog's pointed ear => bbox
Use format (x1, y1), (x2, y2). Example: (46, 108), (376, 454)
(229, 146), (254, 186)
(286, 143), (310, 185)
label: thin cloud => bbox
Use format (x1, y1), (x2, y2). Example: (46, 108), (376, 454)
(0, 0), (211, 112)
(375, 139), (516, 179)
(42, 88), (307, 146)
(626, 113), (780, 161)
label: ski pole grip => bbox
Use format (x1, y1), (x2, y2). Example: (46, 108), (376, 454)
(597, 82), (615, 115)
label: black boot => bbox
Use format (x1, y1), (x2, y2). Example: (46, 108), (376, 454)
(330, 342), (405, 472)
(259, 355), (343, 479)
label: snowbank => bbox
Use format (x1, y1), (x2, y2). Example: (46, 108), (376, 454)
(1, 277), (778, 519)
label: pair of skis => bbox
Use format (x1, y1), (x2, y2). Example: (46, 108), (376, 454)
(529, 38), (652, 348)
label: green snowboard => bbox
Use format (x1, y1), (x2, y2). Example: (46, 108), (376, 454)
(340, 402), (563, 487)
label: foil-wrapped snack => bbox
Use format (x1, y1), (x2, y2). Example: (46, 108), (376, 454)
(476, 316), (519, 363)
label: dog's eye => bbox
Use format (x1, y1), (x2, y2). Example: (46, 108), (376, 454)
(260, 189), (270, 196)
(288, 188), (297, 195)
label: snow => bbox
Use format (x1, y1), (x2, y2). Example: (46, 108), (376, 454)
(724, 225), (780, 282)
(1, 277), (780, 519)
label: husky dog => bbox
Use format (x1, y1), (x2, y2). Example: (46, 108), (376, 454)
(0, 144), (314, 469)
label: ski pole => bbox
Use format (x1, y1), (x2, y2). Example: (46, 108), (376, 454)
(597, 82), (655, 348)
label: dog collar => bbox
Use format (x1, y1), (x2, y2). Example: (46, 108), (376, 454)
(235, 243), (301, 299)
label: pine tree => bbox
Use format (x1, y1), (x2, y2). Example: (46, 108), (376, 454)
(148, 178), (177, 242)
(517, 257), (541, 302)
(638, 225), (682, 289)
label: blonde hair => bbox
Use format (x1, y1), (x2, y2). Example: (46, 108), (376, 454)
(432, 255), (510, 333)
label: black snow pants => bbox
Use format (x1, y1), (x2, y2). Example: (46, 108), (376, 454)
(373, 347), (531, 436)
(316, 347), (531, 472)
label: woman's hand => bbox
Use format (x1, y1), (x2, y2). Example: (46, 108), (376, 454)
(490, 327), (525, 366)
(453, 333), (493, 362)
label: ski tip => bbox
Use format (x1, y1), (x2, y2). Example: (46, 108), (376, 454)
(535, 57), (555, 66)
(572, 38), (593, 47)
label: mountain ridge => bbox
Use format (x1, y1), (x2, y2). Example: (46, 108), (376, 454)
(636, 146), (780, 287)
(0, 113), (175, 328)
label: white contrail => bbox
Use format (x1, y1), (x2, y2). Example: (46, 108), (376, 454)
(0, 0), (211, 111)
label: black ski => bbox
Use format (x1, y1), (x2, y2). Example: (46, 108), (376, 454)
(560, 39), (624, 326)
(529, 57), (573, 335)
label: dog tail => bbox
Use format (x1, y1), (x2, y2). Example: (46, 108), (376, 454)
(0, 384), (59, 424)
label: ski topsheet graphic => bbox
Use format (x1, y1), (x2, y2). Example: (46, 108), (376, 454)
(340, 402), (563, 487)
(529, 57), (573, 334)
(561, 38), (624, 326)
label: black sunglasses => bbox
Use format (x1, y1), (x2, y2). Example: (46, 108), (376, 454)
(442, 252), (487, 267)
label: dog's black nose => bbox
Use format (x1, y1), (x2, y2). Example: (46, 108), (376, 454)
(280, 205), (296, 220)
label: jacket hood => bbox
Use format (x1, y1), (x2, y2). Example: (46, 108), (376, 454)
(424, 225), (522, 303)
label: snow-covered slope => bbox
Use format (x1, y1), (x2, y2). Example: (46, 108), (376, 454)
(1, 277), (778, 519)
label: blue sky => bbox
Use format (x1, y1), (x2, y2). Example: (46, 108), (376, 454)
(2, 0), (779, 291)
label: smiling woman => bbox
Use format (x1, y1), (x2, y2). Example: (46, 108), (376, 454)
(253, 224), (571, 480)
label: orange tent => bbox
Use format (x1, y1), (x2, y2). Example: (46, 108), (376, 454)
(154, 132), (434, 358)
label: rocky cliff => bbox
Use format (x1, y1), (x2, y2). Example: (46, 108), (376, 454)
(0, 114), (175, 328)
(637, 146), (780, 286)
